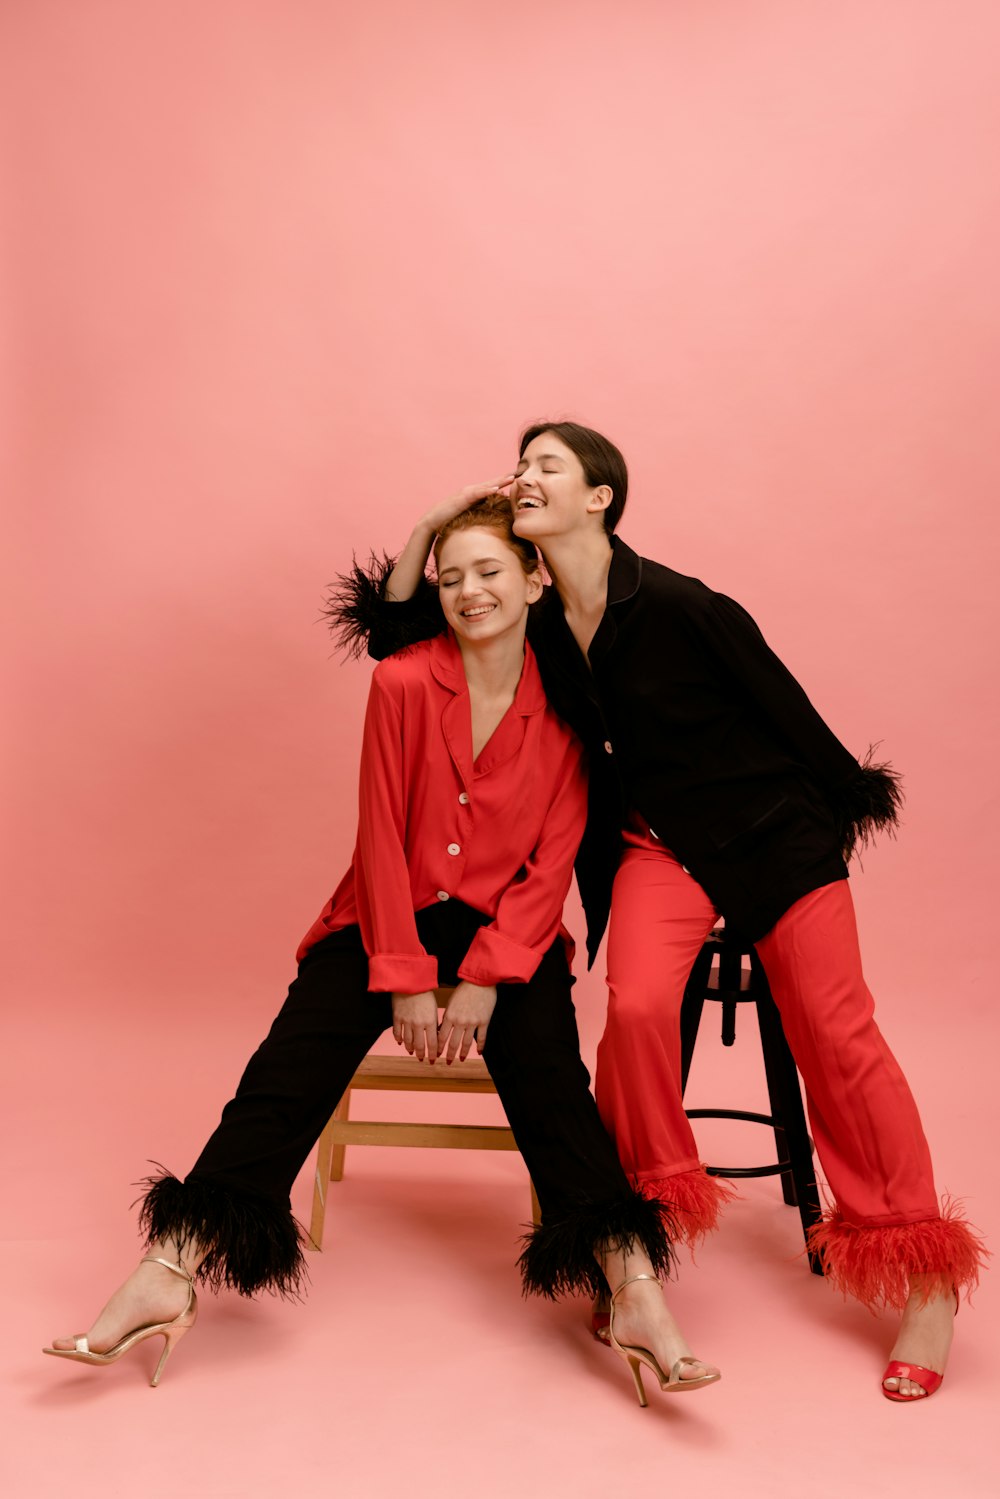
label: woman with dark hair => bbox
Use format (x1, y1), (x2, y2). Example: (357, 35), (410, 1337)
(44, 499), (719, 1406)
(370, 424), (986, 1403)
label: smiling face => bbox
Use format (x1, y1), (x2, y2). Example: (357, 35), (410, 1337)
(436, 526), (543, 645)
(512, 431), (613, 543)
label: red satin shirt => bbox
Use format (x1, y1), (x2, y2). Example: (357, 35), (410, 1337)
(296, 632), (587, 993)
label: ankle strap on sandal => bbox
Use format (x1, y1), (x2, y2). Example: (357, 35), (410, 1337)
(141, 1255), (195, 1286)
(611, 1273), (660, 1303)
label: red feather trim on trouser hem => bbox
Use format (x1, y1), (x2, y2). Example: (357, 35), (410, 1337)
(805, 1196), (989, 1311)
(633, 1165), (739, 1249)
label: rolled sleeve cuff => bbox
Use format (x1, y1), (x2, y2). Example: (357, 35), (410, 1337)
(367, 952), (439, 994)
(457, 926), (542, 987)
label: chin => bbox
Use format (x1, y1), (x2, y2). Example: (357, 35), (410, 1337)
(513, 510), (545, 535)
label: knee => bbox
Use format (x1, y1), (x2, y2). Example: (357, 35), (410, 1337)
(605, 978), (675, 1031)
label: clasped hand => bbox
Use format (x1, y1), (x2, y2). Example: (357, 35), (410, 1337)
(391, 982), (497, 1065)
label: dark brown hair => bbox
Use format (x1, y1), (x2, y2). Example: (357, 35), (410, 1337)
(518, 420), (628, 535)
(433, 496), (540, 577)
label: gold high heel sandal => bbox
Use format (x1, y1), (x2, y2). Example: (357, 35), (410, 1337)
(43, 1256), (198, 1387)
(609, 1273), (721, 1407)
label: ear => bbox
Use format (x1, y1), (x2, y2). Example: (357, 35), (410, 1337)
(525, 568), (545, 604)
(586, 485), (613, 516)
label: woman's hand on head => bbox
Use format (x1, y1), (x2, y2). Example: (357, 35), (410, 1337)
(385, 475), (517, 604)
(437, 982), (498, 1063)
(392, 991), (441, 1064)
(421, 476), (516, 536)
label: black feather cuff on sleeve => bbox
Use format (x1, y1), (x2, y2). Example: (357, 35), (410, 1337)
(832, 745), (904, 862)
(322, 552), (444, 660)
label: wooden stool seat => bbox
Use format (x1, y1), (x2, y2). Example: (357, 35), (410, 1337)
(308, 1052), (541, 1250)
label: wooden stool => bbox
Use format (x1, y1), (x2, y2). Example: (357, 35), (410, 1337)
(308, 994), (541, 1250)
(680, 927), (824, 1274)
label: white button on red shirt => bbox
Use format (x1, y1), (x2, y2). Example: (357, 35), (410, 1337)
(458, 792), (470, 805)
(295, 632), (587, 995)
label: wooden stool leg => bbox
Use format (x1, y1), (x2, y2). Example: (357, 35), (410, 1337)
(529, 1179), (541, 1227)
(329, 1088), (350, 1182)
(308, 1088), (351, 1252)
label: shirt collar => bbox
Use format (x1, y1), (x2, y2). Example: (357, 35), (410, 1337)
(607, 535), (642, 606)
(428, 629), (546, 715)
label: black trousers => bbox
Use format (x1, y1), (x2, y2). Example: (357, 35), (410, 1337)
(139, 902), (674, 1299)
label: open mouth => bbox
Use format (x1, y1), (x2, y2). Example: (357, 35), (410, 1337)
(515, 497), (545, 510)
(460, 604), (497, 619)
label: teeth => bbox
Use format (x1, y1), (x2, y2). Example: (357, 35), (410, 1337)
(518, 499), (543, 509)
(462, 605), (495, 617)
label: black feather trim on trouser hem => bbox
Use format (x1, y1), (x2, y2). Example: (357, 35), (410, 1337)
(136, 1167), (309, 1300)
(517, 1188), (679, 1300)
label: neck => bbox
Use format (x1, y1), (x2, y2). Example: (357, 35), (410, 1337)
(454, 626), (527, 697)
(539, 528), (614, 617)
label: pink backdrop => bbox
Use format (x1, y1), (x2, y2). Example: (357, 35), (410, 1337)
(5, 1), (997, 1030)
(4, 5), (999, 1496)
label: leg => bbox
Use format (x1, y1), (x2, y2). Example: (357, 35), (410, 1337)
(51, 926), (389, 1352)
(755, 881), (987, 1395)
(483, 942), (660, 1261)
(598, 829), (734, 1244)
(483, 940), (719, 1390)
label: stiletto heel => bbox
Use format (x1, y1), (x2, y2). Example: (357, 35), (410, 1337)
(43, 1256), (198, 1387)
(625, 1352), (647, 1407)
(608, 1274), (720, 1406)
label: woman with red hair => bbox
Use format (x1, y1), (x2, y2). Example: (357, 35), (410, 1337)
(45, 499), (718, 1406)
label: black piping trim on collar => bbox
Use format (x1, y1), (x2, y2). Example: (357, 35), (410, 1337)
(607, 536), (642, 606)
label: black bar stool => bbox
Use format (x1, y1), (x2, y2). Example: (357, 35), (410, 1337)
(680, 926), (824, 1274)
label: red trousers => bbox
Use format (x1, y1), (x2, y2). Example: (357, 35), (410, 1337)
(596, 820), (985, 1308)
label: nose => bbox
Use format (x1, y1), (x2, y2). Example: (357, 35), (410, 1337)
(458, 574), (481, 598)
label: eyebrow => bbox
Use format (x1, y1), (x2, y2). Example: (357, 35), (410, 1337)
(516, 454), (566, 467)
(438, 555), (507, 575)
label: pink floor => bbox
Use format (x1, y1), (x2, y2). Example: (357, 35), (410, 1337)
(8, 961), (998, 1499)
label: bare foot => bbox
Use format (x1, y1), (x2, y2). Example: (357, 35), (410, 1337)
(609, 1277), (719, 1386)
(883, 1281), (957, 1399)
(50, 1259), (192, 1354)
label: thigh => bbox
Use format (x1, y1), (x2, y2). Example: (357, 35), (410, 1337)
(189, 925), (392, 1194)
(213, 925), (392, 1119)
(484, 939), (585, 1068)
(482, 941), (631, 1209)
(605, 840), (718, 1024)
(754, 879), (875, 1048)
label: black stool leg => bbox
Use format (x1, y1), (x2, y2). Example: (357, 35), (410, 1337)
(748, 955), (798, 1209)
(680, 942), (715, 1093)
(752, 959), (824, 1275)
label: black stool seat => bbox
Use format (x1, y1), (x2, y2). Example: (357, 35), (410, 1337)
(680, 926), (824, 1275)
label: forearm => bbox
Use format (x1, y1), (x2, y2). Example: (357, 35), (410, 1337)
(385, 474), (515, 600)
(384, 519), (437, 601)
